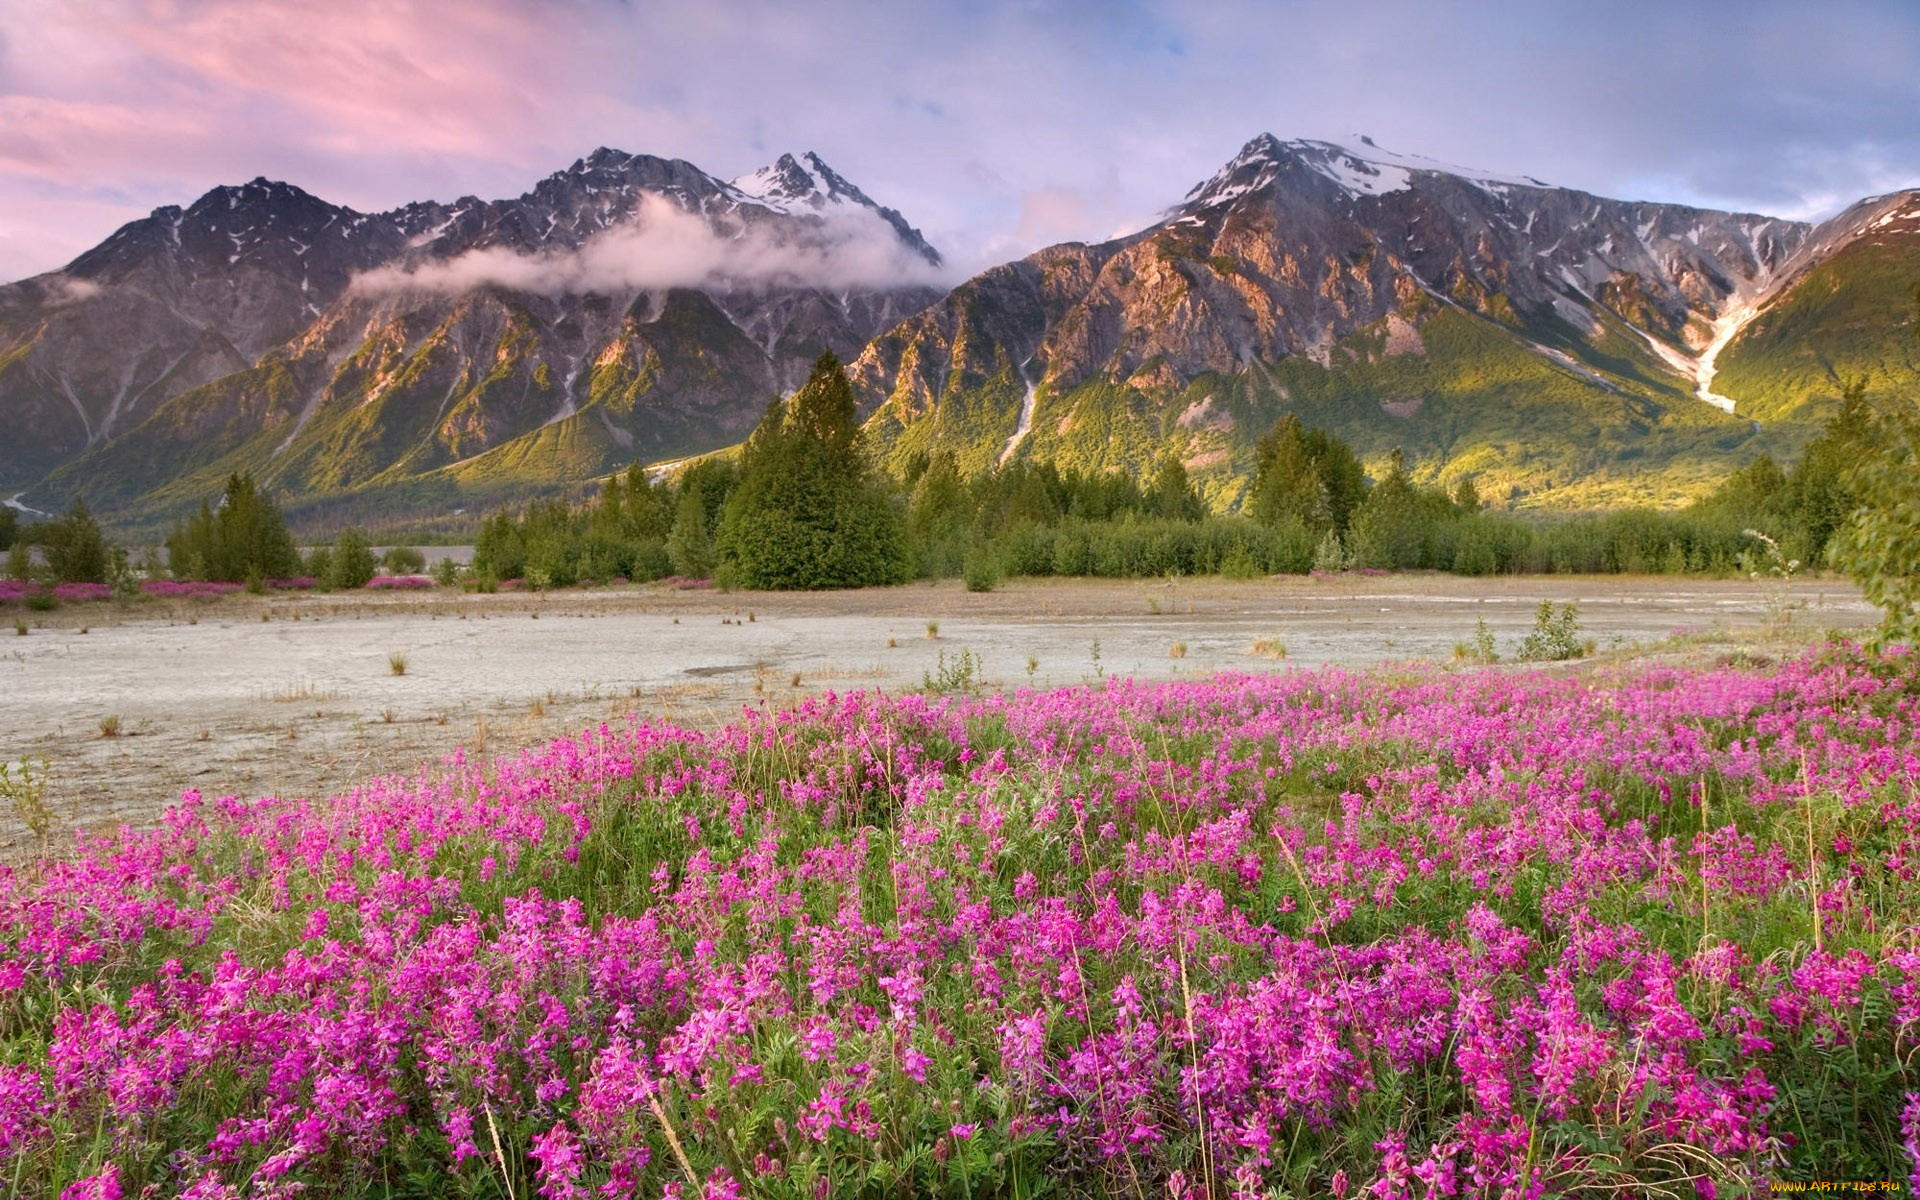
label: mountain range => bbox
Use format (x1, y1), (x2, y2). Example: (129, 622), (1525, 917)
(4, 135), (1916, 534)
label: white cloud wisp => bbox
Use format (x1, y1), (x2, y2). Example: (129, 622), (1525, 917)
(351, 195), (947, 298)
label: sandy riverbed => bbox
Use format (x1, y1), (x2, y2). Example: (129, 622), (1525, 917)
(0, 574), (1875, 852)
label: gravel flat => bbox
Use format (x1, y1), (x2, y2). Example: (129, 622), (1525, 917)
(0, 574), (1874, 853)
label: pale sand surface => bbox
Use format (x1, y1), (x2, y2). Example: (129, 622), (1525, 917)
(0, 574), (1874, 853)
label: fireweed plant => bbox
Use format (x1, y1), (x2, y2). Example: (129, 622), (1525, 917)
(3, 644), (1918, 1198)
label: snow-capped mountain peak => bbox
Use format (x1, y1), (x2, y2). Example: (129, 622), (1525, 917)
(730, 152), (874, 214)
(729, 152), (942, 267)
(1182, 132), (1554, 211)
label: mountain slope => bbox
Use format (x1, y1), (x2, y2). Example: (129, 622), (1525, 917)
(8, 135), (1918, 530)
(1708, 189), (1920, 442)
(5, 150), (944, 530)
(852, 134), (1834, 509)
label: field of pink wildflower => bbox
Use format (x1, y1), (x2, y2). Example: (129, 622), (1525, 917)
(3, 644), (1916, 1198)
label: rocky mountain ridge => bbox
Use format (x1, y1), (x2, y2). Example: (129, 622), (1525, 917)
(5, 133), (1916, 528)
(0, 149), (943, 522)
(853, 134), (1917, 509)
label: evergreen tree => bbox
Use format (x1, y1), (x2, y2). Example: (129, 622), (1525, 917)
(715, 352), (911, 589)
(1786, 388), (1872, 563)
(1145, 457), (1204, 521)
(42, 499), (110, 584)
(163, 472), (299, 582)
(1348, 450), (1456, 570)
(666, 459), (735, 578)
(621, 465), (675, 542)
(1830, 382), (1920, 640)
(0, 506), (14, 552)
(907, 451), (969, 578)
(667, 488), (716, 578)
(1249, 415), (1367, 533)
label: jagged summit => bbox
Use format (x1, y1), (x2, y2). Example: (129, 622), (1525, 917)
(731, 151), (942, 266)
(1181, 132), (1555, 212)
(0, 143), (950, 512)
(732, 151), (870, 212)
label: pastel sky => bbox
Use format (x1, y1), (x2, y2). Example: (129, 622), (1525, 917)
(2, 0), (1917, 284)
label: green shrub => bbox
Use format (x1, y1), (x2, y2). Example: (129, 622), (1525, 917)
(326, 529), (377, 590)
(382, 546), (426, 575)
(1517, 601), (1585, 661)
(961, 545), (1002, 592)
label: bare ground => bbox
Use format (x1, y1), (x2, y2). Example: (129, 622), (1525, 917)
(0, 574), (1875, 854)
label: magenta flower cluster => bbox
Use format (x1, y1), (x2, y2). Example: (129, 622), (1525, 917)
(140, 581), (244, 599)
(366, 575), (436, 590)
(1, 581), (112, 603)
(2, 647), (1914, 1196)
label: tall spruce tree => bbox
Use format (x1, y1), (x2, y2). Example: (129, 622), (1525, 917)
(715, 352), (911, 589)
(1249, 415), (1367, 534)
(164, 472), (300, 582)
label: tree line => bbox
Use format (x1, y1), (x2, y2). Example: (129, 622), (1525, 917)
(454, 351), (1876, 594)
(5, 348), (1917, 636)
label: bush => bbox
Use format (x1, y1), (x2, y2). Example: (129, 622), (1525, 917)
(382, 546), (426, 575)
(302, 546), (332, 586)
(326, 529), (377, 590)
(40, 499), (110, 584)
(1516, 601), (1585, 661)
(961, 545), (1002, 592)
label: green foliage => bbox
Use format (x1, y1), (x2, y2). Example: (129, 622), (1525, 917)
(473, 466), (682, 587)
(40, 498), (111, 584)
(715, 353), (912, 590)
(921, 647), (982, 694)
(991, 516), (1314, 579)
(0, 756), (51, 843)
(302, 545), (332, 585)
(1348, 450), (1462, 570)
(906, 451), (969, 578)
(1249, 414), (1367, 534)
(0, 505), (14, 552)
(661, 460), (736, 581)
(961, 544), (1002, 592)
(382, 546), (426, 575)
(1455, 617), (1499, 664)
(6, 539), (32, 582)
(164, 472), (301, 583)
(1144, 456), (1205, 521)
(1517, 601), (1585, 662)
(1312, 529), (1350, 572)
(326, 528), (378, 590)
(431, 557), (461, 587)
(1830, 387), (1920, 641)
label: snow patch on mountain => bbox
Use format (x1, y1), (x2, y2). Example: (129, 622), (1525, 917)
(1183, 133), (1553, 209)
(1693, 299), (1764, 413)
(731, 152), (868, 214)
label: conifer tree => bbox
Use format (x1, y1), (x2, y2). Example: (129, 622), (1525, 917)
(42, 499), (110, 584)
(1249, 415), (1366, 533)
(163, 472), (299, 582)
(715, 352), (910, 589)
